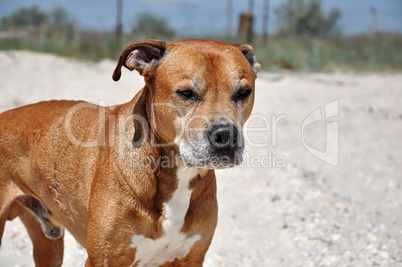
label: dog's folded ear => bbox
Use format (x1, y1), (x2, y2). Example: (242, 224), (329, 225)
(113, 40), (168, 81)
(233, 44), (261, 77)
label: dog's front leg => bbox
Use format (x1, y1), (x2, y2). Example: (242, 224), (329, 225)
(85, 179), (139, 266)
(86, 215), (137, 267)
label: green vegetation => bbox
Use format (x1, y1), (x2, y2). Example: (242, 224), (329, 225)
(0, 6), (47, 29)
(0, 6), (120, 60)
(0, 5), (401, 72)
(253, 34), (402, 71)
(131, 13), (175, 39)
(275, 0), (341, 36)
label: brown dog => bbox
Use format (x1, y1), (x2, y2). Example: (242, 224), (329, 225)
(0, 39), (260, 266)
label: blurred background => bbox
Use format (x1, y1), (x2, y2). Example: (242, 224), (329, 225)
(1, 1), (402, 266)
(0, 0), (401, 72)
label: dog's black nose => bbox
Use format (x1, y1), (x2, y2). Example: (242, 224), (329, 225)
(208, 124), (239, 148)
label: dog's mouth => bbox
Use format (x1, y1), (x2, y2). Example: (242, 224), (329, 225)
(181, 153), (244, 170)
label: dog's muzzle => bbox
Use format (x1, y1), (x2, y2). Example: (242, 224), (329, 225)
(204, 123), (244, 168)
(178, 122), (245, 169)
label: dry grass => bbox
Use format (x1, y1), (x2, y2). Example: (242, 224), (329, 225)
(1, 28), (401, 72)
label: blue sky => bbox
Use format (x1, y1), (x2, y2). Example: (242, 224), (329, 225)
(0, 0), (401, 36)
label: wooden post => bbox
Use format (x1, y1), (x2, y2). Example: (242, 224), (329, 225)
(249, 0), (254, 13)
(370, 7), (379, 34)
(116, 0), (123, 48)
(238, 13), (254, 44)
(262, 0), (270, 44)
(226, 0), (233, 37)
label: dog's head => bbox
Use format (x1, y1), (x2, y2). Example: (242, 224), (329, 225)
(113, 39), (260, 169)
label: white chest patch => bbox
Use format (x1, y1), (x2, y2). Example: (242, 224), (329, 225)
(130, 167), (201, 267)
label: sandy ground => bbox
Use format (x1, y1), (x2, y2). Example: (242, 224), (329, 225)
(0, 51), (401, 266)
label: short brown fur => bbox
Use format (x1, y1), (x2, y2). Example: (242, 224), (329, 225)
(0, 39), (259, 266)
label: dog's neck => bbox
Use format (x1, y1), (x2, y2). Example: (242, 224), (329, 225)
(113, 112), (204, 212)
(112, 88), (213, 221)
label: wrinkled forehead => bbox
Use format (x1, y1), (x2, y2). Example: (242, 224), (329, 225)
(157, 42), (255, 83)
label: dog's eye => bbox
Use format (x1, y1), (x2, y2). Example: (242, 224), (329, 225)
(176, 89), (197, 101)
(233, 88), (252, 102)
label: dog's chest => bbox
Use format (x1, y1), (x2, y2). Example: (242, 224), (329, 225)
(130, 168), (200, 267)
